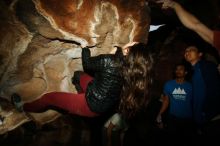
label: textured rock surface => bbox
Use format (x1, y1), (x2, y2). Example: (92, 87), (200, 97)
(0, 0), (150, 100)
(0, 0), (150, 132)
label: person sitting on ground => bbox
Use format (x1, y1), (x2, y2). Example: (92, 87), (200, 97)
(102, 112), (128, 146)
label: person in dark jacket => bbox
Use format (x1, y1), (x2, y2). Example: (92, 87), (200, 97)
(14, 42), (153, 118)
(184, 43), (220, 144)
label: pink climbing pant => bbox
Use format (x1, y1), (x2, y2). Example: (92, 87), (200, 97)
(24, 73), (99, 117)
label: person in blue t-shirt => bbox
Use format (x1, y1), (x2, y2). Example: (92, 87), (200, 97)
(156, 62), (194, 146)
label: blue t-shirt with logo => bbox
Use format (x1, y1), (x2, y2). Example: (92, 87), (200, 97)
(164, 80), (193, 118)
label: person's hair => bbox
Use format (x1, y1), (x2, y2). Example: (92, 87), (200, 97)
(119, 43), (154, 119)
(172, 61), (192, 81)
(184, 35), (207, 53)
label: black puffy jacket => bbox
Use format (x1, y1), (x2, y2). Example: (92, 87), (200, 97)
(82, 47), (124, 114)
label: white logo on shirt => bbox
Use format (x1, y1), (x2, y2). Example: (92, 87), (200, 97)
(172, 87), (187, 100)
(172, 87), (186, 94)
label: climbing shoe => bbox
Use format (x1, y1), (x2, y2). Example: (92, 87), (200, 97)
(11, 93), (23, 112)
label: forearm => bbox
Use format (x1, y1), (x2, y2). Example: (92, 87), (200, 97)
(82, 47), (98, 71)
(82, 47), (91, 67)
(171, 1), (214, 45)
(158, 98), (169, 115)
(157, 95), (169, 122)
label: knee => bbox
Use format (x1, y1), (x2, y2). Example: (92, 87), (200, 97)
(72, 71), (84, 85)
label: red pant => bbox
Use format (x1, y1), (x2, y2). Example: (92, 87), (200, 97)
(24, 73), (99, 117)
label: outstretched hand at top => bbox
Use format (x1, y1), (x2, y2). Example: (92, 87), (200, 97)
(156, 0), (176, 9)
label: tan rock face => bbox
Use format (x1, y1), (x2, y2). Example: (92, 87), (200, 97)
(0, 0), (150, 100)
(0, 0), (150, 126)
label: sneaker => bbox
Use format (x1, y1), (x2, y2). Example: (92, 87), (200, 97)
(11, 93), (23, 112)
(72, 71), (84, 93)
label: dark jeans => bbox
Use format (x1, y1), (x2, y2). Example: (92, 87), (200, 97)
(166, 115), (196, 146)
(196, 118), (220, 146)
